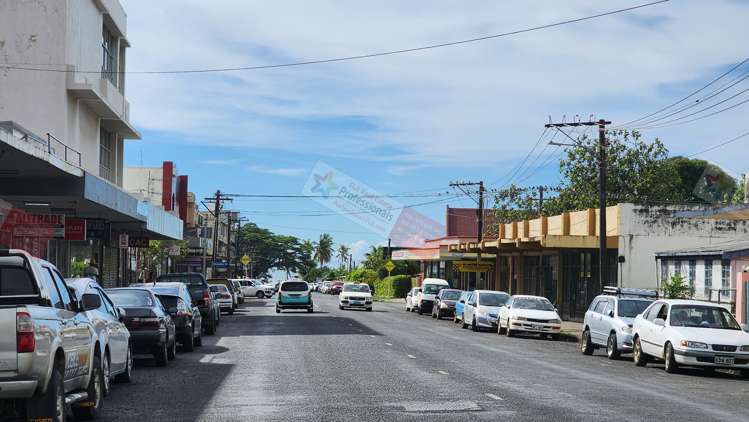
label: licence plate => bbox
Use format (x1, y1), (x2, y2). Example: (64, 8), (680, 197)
(715, 356), (734, 365)
(532, 324), (542, 330)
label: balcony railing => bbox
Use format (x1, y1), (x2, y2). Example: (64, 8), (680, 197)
(46, 133), (82, 167)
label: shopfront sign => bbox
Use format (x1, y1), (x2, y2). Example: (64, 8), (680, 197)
(212, 259), (229, 269)
(128, 237), (149, 248)
(118, 233), (129, 249)
(455, 261), (493, 273)
(64, 218), (87, 241)
(86, 219), (108, 240)
(5, 212), (65, 238)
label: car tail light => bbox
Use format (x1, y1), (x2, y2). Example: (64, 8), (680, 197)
(221, 293), (231, 299)
(16, 311), (35, 353)
(198, 290), (210, 308)
(128, 317), (162, 329)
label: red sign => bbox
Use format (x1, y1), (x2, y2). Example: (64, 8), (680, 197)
(64, 218), (87, 241)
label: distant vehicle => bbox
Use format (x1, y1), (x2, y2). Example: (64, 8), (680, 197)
(320, 281), (332, 294)
(405, 287), (421, 312)
(107, 287), (178, 366)
(453, 291), (472, 324)
(66, 277), (133, 395)
(134, 282), (203, 352)
(156, 273), (218, 335)
(416, 278), (450, 315)
(230, 279), (244, 304)
(632, 299), (749, 376)
(239, 279), (273, 298)
(432, 289), (462, 319)
(209, 284), (235, 314)
(497, 295), (562, 339)
(581, 287), (656, 359)
(462, 290), (510, 332)
(276, 280), (313, 313)
(207, 278), (238, 310)
(328, 281), (344, 295)
(339, 283), (373, 311)
(0, 249), (104, 420)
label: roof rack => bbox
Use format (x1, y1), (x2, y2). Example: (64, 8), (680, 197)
(602, 286), (658, 299)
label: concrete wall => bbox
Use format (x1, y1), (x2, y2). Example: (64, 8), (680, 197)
(123, 166), (165, 205)
(618, 203), (749, 289)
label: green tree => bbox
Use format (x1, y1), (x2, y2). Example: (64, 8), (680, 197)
(667, 156), (737, 203)
(336, 244), (350, 269)
(662, 274), (692, 299)
(732, 174), (746, 204)
(313, 233), (334, 269)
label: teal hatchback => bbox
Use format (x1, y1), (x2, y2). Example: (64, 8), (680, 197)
(276, 280), (314, 313)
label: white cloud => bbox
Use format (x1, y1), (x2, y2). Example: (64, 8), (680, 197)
(247, 165), (307, 177)
(198, 159), (240, 166)
(347, 239), (369, 262)
(121, 0), (749, 172)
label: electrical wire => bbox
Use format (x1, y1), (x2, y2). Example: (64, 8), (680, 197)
(635, 96), (749, 130)
(686, 131), (749, 158)
(237, 195), (462, 217)
(0, 1), (670, 75)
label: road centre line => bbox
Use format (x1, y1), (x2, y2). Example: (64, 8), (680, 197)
(407, 354), (417, 359)
(485, 393), (504, 401)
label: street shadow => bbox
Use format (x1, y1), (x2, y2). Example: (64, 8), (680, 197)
(220, 315), (382, 336)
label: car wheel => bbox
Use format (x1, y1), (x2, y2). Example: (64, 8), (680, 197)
(276, 307), (281, 314)
(27, 361), (65, 422)
(195, 328), (203, 347)
(155, 342), (168, 367)
(549, 334), (559, 341)
(73, 354), (102, 420)
(115, 344), (133, 383)
(472, 318), (479, 332)
(228, 307), (234, 315)
(256, 291), (265, 299)
(339, 304), (344, 310)
(633, 337), (648, 367)
(206, 315), (216, 335)
(366, 307), (372, 312)
(664, 342), (679, 374)
(102, 353), (111, 396)
(580, 329), (594, 355)
(497, 318), (505, 335)
(183, 328), (195, 352)
(167, 337), (177, 360)
(741, 369), (749, 379)
(606, 332), (620, 360)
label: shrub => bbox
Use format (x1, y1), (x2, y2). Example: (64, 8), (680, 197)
(373, 275), (413, 298)
(348, 268), (378, 284)
(662, 274), (692, 299)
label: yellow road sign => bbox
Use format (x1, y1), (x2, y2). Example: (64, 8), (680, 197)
(384, 260), (395, 273)
(241, 255), (251, 266)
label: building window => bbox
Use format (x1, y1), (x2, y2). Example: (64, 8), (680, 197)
(99, 128), (113, 181)
(688, 259), (696, 288)
(721, 259), (731, 290)
(673, 260), (681, 277)
(102, 26), (116, 84)
(704, 260), (712, 298)
(660, 259), (668, 283)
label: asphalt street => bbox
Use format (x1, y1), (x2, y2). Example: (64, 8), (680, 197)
(101, 293), (749, 422)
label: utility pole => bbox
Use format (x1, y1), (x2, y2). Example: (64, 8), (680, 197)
(546, 118), (611, 292)
(449, 180), (484, 289)
(538, 185), (544, 217)
(204, 190), (232, 276)
(348, 254), (353, 272)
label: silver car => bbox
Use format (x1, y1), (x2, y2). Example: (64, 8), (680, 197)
(581, 287), (656, 359)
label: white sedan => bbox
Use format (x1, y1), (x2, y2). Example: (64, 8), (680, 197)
(339, 283), (373, 311)
(497, 295), (562, 339)
(239, 279), (273, 298)
(632, 299), (749, 376)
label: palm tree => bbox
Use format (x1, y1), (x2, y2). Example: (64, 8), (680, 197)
(313, 233), (334, 269)
(337, 244), (350, 269)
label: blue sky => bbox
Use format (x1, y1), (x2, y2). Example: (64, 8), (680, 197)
(120, 0), (749, 263)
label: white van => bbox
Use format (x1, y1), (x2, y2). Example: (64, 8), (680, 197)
(416, 278), (450, 315)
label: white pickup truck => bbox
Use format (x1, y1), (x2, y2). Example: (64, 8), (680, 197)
(0, 249), (103, 421)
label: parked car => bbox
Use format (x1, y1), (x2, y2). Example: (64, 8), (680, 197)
(0, 249), (104, 420)
(106, 287), (177, 367)
(66, 277), (133, 395)
(328, 281), (344, 295)
(210, 284), (235, 314)
(497, 295), (562, 339)
(276, 280), (314, 313)
(136, 282), (203, 352)
(462, 290), (510, 331)
(208, 278), (239, 310)
(581, 287), (656, 359)
(240, 279), (274, 298)
(632, 299), (749, 376)
(416, 278), (450, 315)
(230, 279), (244, 304)
(405, 287), (422, 312)
(432, 288), (462, 319)
(157, 273), (218, 335)
(339, 283), (373, 311)
(453, 291), (472, 323)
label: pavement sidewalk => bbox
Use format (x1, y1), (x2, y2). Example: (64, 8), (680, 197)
(559, 320), (583, 342)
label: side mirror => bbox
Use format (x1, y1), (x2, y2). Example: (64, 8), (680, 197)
(118, 307), (127, 322)
(654, 318), (666, 327)
(608, 310), (615, 318)
(459, 300), (465, 304)
(81, 293), (102, 311)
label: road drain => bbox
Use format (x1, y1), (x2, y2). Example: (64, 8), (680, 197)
(396, 401), (482, 413)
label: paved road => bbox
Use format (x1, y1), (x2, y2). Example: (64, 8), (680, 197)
(102, 293), (749, 421)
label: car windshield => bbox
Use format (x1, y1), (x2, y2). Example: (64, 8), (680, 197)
(211, 284), (230, 292)
(422, 284), (444, 295)
(281, 282), (308, 292)
(157, 295), (179, 309)
(670, 305), (741, 330)
(157, 274), (204, 286)
(513, 297), (555, 311)
(479, 293), (510, 307)
(107, 290), (154, 307)
(441, 290), (461, 300)
(344, 284), (370, 293)
(617, 299), (651, 318)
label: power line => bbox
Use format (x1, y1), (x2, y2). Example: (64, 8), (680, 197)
(636, 96), (749, 130)
(237, 195), (461, 217)
(224, 192), (452, 199)
(487, 126), (551, 189)
(686, 131), (749, 158)
(616, 56), (749, 128)
(0, 1), (669, 75)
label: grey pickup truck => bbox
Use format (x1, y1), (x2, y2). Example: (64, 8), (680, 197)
(0, 249), (103, 421)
